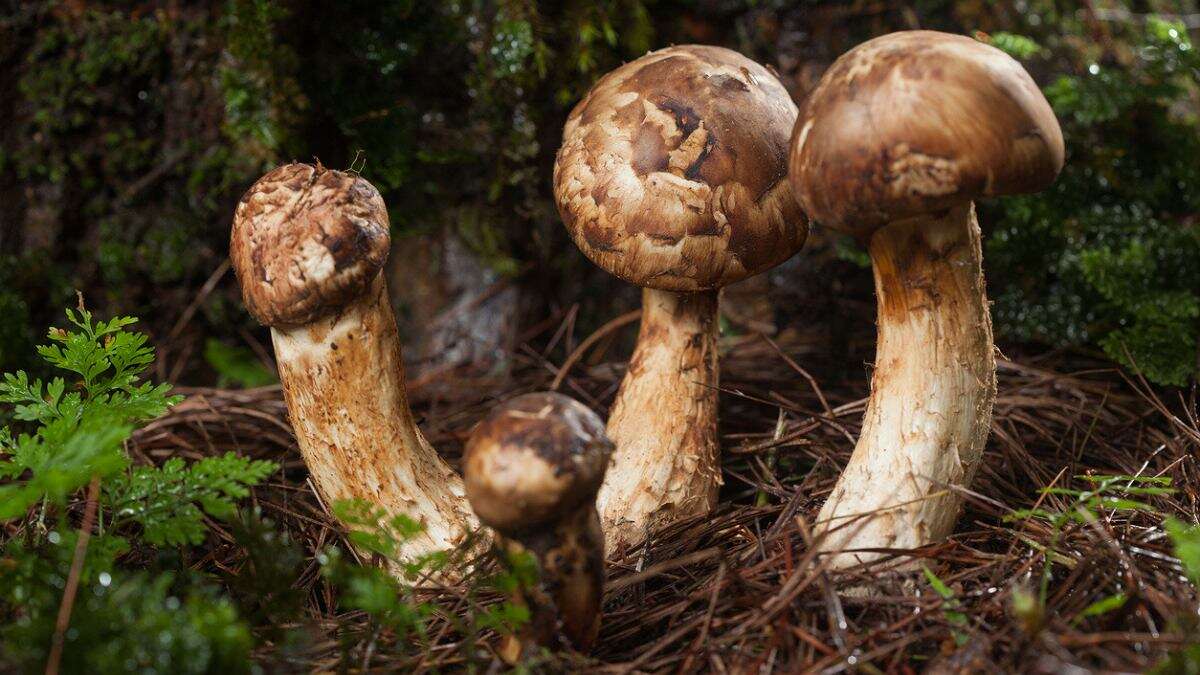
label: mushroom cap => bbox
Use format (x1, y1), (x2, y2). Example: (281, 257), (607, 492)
(230, 163), (390, 327)
(788, 31), (1064, 237)
(554, 45), (808, 291)
(463, 392), (613, 534)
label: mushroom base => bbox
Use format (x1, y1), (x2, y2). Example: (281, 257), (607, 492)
(815, 203), (995, 568)
(597, 287), (720, 551)
(496, 505), (605, 661)
(271, 277), (478, 572)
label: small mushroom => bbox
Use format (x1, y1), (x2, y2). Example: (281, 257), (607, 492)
(788, 31), (1064, 567)
(463, 392), (612, 659)
(230, 164), (477, 571)
(554, 45), (808, 550)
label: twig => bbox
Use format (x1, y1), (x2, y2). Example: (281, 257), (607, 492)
(761, 333), (834, 418)
(166, 259), (230, 344)
(46, 475), (102, 675)
(549, 310), (641, 391)
(606, 547), (721, 593)
(115, 147), (188, 207)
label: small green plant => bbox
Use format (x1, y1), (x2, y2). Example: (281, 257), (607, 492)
(319, 499), (442, 647)
(105, 454), (277, 547)
(0, 309), (181, 515)
(478, 547), (537, 634)
(1, 550), (253, 674)
(1167, 519), (1200, 587)
(1006, 474), (1174, 613)
(1008, 474), (1174, 525)
(1152, 519), (1200, 673)
(984, 31), (1045, 59)
(319, 497), (533, 665)
(922, 565), (970, 647)
(0, 307), (275, 672)
(0, 308), (277, 532)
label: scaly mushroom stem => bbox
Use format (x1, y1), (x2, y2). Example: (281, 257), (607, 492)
(815, 204), (995, 568)
(496, 505), (605, 661)
(555, 46), (807, 551)
(272, 276), (477, 566)
(598, 287), (720, 550)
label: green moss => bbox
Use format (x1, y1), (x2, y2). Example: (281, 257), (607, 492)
(5, 2), (1195, 387)
(986, 18), (1200, 385)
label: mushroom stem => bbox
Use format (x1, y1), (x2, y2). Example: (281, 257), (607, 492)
(598, 287), (720, 550)
(463, 392), (611, 659)
(271, 275), (477, 566)
(496, 505), (605, 661)
(815, 203), (995, 568)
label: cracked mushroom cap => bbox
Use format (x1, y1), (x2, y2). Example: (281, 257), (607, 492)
(788, 31), (1065, 238)
(554, 45), (808, 291)
(463, 393), (613, 534)
(230, 163), (391, 327)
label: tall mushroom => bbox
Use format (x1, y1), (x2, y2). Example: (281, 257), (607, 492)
(788, 31), (1064, 567)
(554, 45), (808, 550)
(230, 163), (477, 568)
(463, 392), (612, 660)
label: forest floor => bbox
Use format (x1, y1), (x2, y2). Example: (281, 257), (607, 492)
(130, 319), (1200, 673)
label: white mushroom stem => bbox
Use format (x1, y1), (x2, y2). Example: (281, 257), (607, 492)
(815, 203), (995, 568)
(597, 287), (720, 550)
(271, 276), (478, 567)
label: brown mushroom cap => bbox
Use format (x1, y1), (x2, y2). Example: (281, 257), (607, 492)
(463, 392), (613, 534)
(230, 163), (391, 327)
(554, 45), (808, 291)
(788, 31), (1065, 237)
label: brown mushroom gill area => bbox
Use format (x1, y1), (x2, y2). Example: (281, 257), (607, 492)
(789, 31), (1064, 237)
(555, 45), (807, 291)
(230, 163), (390, 327)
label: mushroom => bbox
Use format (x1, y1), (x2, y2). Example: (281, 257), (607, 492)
(788, 31), (1064, 568)
(554, 45), (808, 550)
(230, 163), (477, 569)
(463, 392), (612, 659)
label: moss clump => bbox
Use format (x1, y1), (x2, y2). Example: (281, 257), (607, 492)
(986, 18), (1200, 386)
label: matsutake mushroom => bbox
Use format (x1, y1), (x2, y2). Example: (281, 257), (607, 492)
(788, 31), (1064, 568)
(554, 45), (808, 550)
(463, 392), (612, 660)
(230, 163), (477, 571)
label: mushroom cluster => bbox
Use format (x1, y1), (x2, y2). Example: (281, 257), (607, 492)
(229, 165), (616, 651)
(229, 27), (1067, 655)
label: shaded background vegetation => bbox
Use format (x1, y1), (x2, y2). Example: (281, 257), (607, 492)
(2, 1), (1200, 672)
(2, 0), (1197, 388)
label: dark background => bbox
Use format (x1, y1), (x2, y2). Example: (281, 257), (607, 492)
(1, 0), (1197, 389)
